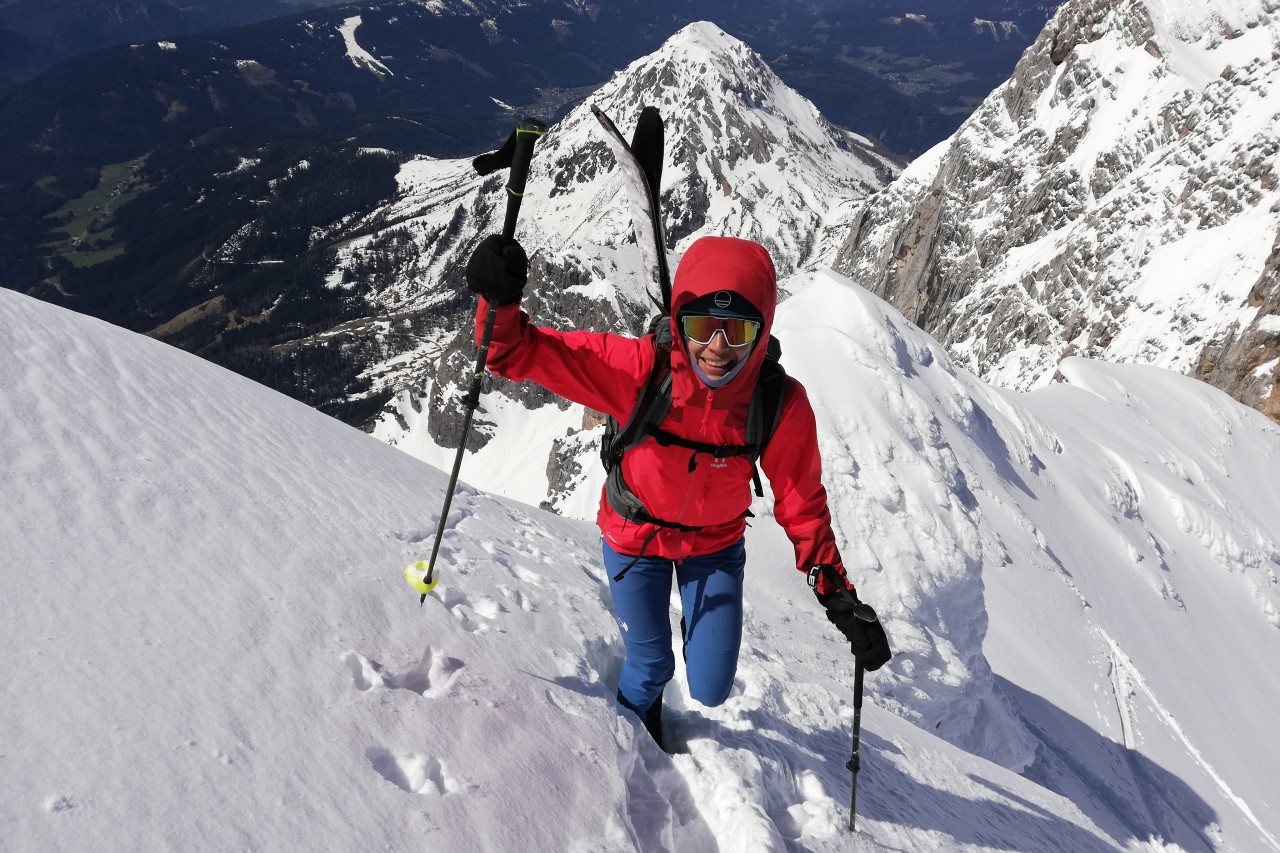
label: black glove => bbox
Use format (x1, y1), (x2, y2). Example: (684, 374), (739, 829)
(466, 234), (528, 305)
(810, 565), (892, 672)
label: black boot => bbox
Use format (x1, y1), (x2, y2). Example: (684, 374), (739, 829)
(643, 691), (667, 752)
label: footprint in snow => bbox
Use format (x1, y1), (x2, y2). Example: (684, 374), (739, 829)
(392, 528), (431, 545)
(342, 650), (390, 692)
(497, 583), (536, 612)
(396, 646), (466, 698)
(509, 564), (543, 586)
(543, 687), (590, 720)
(764, 767), (842, 842)
(44, 795), (76, 814)
(366, 747), (461, 795)
(341, 648), (464, 698)
(438, 587), (504, 633)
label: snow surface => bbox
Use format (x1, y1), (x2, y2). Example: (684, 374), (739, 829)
(4, 275), (1279, 851)
(337, 16), (392, 78)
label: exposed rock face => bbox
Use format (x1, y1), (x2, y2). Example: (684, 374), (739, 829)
(834, 0), (1280, 423)
(1195, 229), (1280, 421)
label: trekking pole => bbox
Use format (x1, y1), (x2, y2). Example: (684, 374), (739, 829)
(405, 118), (547, 603)
(847, 660), (865, 832)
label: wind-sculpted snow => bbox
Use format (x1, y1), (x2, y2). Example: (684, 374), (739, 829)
(771, 271), (1280, 850)
(835, 0), (1280, 423)
(5, 272), (1280, 849)
(774, 274), (1039, 772)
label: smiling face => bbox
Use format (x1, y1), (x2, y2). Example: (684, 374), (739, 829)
(684, 328), (751, 381)
(671, 254), (773, 392)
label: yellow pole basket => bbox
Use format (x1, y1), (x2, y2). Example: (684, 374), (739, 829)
(404, 561), (439, 596)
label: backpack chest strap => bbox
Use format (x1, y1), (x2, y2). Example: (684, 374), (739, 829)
(644, 427), (766, 497)
(646, 426), (758, 459)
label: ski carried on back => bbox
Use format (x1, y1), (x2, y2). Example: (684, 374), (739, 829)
(591, 106), (791, 582)
(591, 105), (671, 311)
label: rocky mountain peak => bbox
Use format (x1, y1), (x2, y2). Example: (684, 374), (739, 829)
(834, 0), (1280, 422)
(337, 21), (899, 511)
(521, 20), (899, 279)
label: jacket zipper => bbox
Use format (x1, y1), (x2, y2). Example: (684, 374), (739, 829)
(672, 387), (720, 555)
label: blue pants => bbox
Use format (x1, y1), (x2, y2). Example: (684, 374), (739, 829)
(604, 538), (745, 714)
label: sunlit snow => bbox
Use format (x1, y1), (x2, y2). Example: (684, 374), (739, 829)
(338, 15), (392, 78)
(4, 267), (1278, 850)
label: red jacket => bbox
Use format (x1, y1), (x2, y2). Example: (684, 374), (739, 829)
(477, 236), (851, 593)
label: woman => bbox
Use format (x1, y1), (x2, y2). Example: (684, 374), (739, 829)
(467, 234), (891, 749)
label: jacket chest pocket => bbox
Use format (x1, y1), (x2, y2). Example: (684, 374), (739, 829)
(685, 452), (753, 522)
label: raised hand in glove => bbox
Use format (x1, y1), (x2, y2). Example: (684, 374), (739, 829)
(466, 234), (528, 305)
(809, 564), (892, 672)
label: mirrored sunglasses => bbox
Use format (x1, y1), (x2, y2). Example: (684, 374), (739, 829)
(681, 315), (761, 348)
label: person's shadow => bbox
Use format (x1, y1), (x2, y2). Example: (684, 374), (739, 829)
(662, 676), (1219, 851)
(997, 676), (1220, 851)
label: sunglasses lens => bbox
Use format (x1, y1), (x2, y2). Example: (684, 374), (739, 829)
(722, 318), (759, 346)
(681, 315), (760, 347)
(681, 315), (718, 344)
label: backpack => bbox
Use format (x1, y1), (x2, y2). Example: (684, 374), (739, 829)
(599, 314), (789, 577)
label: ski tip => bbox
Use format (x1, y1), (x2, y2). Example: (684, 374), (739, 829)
(591, 104), (619, 133)
(635, 105), (663, 129)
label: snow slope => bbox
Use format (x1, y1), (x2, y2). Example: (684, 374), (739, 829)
(3, 273), (1278, 850)
(777, 274), (1280, 852)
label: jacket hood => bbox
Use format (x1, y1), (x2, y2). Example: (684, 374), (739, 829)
(667, 237), (777, 402)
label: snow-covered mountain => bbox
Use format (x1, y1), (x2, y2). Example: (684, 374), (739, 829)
(834, 0), (1280, 423)
(335, 21), (898, 513)
(5, 264), (1279, 850)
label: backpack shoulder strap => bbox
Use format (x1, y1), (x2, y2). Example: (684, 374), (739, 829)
(756, 358), (789, 450)
(649, 312), (673, 348)
(744, 357), (789, 497)
(746, 358), (788, 457)
(602, 331), (673, 468)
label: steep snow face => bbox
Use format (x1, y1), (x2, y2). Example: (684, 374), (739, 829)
(335, 21), (897, 511)
(6, 269), (1280, 851)
(835, 0), (1280, 422)
(773, 272), (1280, 847)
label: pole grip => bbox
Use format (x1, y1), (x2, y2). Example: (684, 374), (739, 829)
(501, 119), (546, 241)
